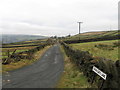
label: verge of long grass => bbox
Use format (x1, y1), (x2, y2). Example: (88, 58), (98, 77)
(56, 46), (91, 88)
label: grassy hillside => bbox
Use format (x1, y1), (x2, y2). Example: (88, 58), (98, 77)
(2, 38), (48, 47)
(69, 40), (119, 61)
(1, 34), (48, 44)
(63, 30), (119, 43)
(2, 39), (48, 59)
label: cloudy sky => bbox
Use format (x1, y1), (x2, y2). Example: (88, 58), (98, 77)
(0, 0), (119, 36)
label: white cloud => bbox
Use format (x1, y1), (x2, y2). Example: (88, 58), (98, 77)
(0, 0), (119, 36)
(118, 1), (120, 30)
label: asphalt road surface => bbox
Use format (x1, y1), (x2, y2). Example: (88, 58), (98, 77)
(2, 44), (64, 88)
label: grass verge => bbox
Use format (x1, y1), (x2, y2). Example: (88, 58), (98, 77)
(2, 46), (51, 73)
(56, 46), (91, 88)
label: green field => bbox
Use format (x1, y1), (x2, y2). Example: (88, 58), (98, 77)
(64, 30), (119, 41)
(1, 39), (48, 60)
(2, 46), (37, 59)
(2, 39), (47, 47)
(69, 40), (119, 61)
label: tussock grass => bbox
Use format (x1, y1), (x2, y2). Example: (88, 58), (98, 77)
(69, 40), (119, 61)
(64, 30), (118, 41)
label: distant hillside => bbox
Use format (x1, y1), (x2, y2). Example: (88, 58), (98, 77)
(1, 34), (48, 44)
(64, 30), (119, 43)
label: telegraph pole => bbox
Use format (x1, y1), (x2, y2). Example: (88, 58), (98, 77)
(77, 22), (83, 40)
(77, 22), (83, 34)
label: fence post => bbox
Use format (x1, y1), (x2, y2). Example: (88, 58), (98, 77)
(91, 73), (96, 84)
(99, 79), (105, 90)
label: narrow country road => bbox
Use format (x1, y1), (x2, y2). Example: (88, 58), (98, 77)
(2, 44), (64, 88)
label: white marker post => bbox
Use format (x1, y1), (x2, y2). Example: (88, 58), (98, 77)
(92, 66), (107, 80)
